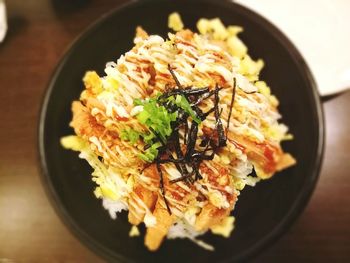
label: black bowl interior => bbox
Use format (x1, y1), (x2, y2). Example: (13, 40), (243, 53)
(39, 0), (324, 262)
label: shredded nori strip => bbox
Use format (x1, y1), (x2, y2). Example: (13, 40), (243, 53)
(156, 160), (171, 214)
(150, 66), (237, 214)
(168, 65), (183, 89)
(214, 85), (227, 147)
(226, 78), (236, 138)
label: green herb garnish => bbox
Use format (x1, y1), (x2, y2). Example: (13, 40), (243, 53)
(167, 94), (201, 124)
(120, 128), (142, 144)
(138, 142), (162, 162)
(135, 97), (178, 144)
(120, 96), (178, 162)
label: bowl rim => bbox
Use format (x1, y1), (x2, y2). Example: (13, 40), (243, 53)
(38, 0), (325, 262)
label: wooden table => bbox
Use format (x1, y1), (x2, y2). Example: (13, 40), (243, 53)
(1, 1), (349, 262)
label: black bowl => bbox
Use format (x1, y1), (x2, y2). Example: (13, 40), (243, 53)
(39, 0), (324, 262)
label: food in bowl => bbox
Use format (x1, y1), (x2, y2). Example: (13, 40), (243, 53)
(61, 13), (295, 251)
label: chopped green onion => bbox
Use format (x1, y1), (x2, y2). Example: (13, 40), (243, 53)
(120, 128), (142, 144)
(176, 94), (201, 123)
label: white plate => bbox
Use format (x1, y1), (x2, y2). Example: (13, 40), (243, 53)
(0, 0), (7, 43)
(235, 0), (350, 96)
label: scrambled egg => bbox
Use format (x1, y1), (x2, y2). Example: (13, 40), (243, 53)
(168, 12), (184, 32)
(210, 216), (235, 238)
(60, 135), (87, 152)
(208, 190), (230, 209)
(129, 225), (140, 237)
(83, 71), (103, 94)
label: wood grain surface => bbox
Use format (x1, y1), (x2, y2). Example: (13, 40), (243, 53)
(0, 1), (349, 262)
